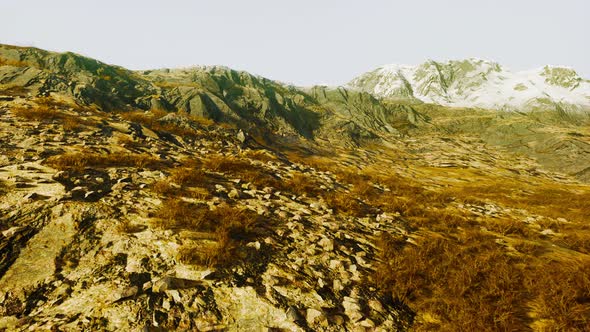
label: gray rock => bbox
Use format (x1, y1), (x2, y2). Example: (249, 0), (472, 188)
(237, 130), (246, 143)
(152, 277), (203, 293)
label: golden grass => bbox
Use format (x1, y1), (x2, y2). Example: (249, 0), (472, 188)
(203, 154), (282, 189)
(332, 165), (590, 330)
(374, 229), (590, 331)
(284, 173), (323, 197)
(324, 190), (371, 217)
(0, 57), (29, 68)
(13, 105), (64, 121)
(0, 179), (9, 197)
(12, 98), (96, 131)
(283, 155), (590, 330)
(448, 182), (590, 224)
(116, 220), (147, 234)
(152, 167), (213, 199)
(46, 151), (165, 171)
(270, 135), (590, 330)
(202, 154), (252, 173)
(485, 218), (537, 237)
(560, 231), (590, 254)
(155, 200), (264, 267)
(119, 109), (214, 138)
(242, 149), (278, 163)
(528, 261), (590, 331)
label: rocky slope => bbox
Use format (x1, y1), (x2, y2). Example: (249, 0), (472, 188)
(0, 45), (589, 331)
(0, 95), (418, 331)
(347, 58), (590, 112)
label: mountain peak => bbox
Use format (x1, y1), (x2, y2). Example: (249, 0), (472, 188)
(348, 59), (590, 111)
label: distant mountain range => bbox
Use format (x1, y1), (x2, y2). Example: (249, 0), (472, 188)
(1, 44), (589, 181)
(347, 58), (590, 112)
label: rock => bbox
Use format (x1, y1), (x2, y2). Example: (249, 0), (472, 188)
(111, 182), (128, 192)
(333, 279), (344, 292)
(24, 192), (43, 200)
(70, 186), (96, 201)
(306, 308), (327, 326)
(359, 319), (375, 328)
(152, 277), (203, 293)
(286, 306), (302, 322)
(117, 285), (139, 301)
(343, 297), (363, 322)
(329, 259), (343, 270)
(329, 315), (345, 326)
(318, 237), (334, 251)
(117, 177), (132, 183)
(228, 188), (240, 199)
(246, 241), (261, 250)
(236, 130), (246, 143)
(368, 299), (385, 313)
(1, 227), (22, 238)
(299, 208), (312, 215)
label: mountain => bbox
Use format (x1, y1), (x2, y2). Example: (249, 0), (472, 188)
(1, 45), (590, 331)
(347, 58), (590, 112)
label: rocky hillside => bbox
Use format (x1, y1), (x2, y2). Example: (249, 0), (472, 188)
(1, 45), (590, 331)
(347, 58), (590, 112)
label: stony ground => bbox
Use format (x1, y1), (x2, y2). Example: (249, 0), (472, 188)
(0, 95), (417, 331)
(0, 94), (589, 331)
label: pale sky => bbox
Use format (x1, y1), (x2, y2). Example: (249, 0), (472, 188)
(1, 0), (588, 86)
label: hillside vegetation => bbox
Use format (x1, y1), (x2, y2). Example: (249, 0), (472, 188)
(0, 44), (589, 331)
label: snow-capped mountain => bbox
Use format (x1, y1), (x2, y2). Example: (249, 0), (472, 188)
(347, 59), (590, 111)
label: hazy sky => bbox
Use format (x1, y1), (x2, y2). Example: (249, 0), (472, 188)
(1, 0), (588, 85)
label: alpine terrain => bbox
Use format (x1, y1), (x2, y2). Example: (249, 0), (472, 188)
(348, 58), (590, 112)
(0, 44), (589, 331)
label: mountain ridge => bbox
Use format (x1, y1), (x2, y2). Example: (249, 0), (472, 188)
(347, 58), (590, 112)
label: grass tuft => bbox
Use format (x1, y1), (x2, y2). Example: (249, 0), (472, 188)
(154, 200), (264, 267)
(46, 151), (165, 171)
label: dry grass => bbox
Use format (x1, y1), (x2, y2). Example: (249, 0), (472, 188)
(119, 109), (214, 138)
(116, 136), (146, 150)
(13, 105), (65, 121)
(153, 199), (209, 230)
(0, 57), (29, 67)
(448, 182), (590, 224)
(46, 151), (165, 171)
(287, 144), (590, 331)
(242, 149), (278, 163)
(203, 154), (253, 173)
(351, 165), (590, 330)
(0, 179), (10, 197)
(203, 154), (282, 189)
(560, 231), (590, 254)
(12, 98), (96, 131)
(0, 85), (29, 97)
(324, 190), (371, 217)
(116, 220), (147, 234)
(528, 261), (590, 331)
(284, 173), (323, 197)
(152, 167), (213, 199)
(155, 200), (265, 267)
(374, 229), (590, 331)
(485, 218), (537, 238)
(283, 156), (589, 330)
